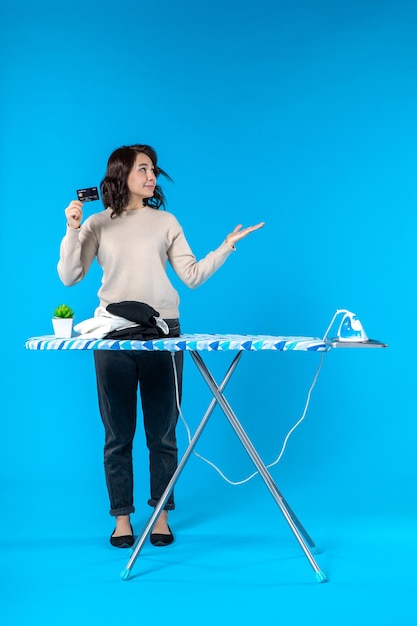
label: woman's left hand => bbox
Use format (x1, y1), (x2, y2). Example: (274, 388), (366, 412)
(226, 222), (265, 248)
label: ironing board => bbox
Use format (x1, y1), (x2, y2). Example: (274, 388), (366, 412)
(25, 333), (386, 583)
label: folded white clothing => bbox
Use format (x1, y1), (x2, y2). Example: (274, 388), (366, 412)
(74, 306), (169, 339)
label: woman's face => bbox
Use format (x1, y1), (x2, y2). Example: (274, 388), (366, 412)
(126, 152), (156, 207)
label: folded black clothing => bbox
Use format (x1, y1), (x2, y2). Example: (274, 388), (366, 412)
(104, 325), (162, 340)
(106, 301), (160, 327)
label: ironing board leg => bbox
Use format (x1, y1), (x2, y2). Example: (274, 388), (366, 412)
(190, 351), (327, 583)
(273, 494), (319, 552)
(120, 351), (243, 580)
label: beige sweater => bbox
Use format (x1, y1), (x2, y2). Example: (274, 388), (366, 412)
(58, 207), (234, 319)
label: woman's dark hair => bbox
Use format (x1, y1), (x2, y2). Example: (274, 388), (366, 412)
(100, 144), (172, 217)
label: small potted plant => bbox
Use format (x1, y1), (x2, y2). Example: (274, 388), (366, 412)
(52, 304), (75, 338)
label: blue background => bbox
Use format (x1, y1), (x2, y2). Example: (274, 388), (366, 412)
(1, 0), (416, 624)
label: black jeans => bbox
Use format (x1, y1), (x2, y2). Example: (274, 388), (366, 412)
(94, 320), (183, 516)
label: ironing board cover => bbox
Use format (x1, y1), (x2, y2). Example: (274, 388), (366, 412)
(25, 334), (329, 352)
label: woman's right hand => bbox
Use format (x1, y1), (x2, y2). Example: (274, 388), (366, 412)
(65, 200), (83, 230)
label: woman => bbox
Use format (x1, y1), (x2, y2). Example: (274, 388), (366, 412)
(58, 144), (264, 548)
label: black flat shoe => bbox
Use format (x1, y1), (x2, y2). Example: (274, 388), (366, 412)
(150, 525), (174, 547)
(110, 524), (134, 548)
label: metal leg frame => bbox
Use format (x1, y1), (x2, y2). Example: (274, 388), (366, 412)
(189, 351), (327, 583)
(121, 350), (327, 583)
(120, 351), (243, 580)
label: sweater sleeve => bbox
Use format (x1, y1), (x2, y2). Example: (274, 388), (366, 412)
(57, 223), (98, 286)
(167, 223), (235, 289)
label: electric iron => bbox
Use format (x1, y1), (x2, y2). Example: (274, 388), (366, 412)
(336, 309), (368, 342)
(323, 309), (369, 342)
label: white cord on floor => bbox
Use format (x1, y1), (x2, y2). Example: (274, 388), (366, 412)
(171, 350), (325, 486)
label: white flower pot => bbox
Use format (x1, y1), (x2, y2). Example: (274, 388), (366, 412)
(52, 317), (74, 338)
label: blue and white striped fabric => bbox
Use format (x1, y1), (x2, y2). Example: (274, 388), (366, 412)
(25, 334), (329, 352)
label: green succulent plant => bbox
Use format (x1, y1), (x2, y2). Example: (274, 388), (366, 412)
(53, 304), (74, 319)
